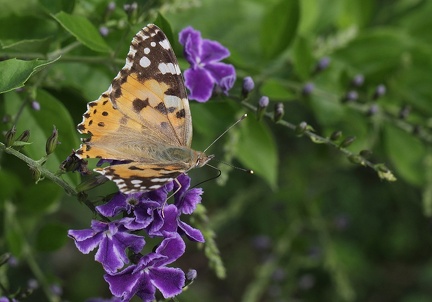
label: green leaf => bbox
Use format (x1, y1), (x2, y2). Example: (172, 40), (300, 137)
(0, 37), (52, 54)
(383, 124), (426, 186)
(36, 223), (68, 251)
(4, 201), (24, 256)
(0, 170), (20, 204)
(19, 181), (62, 214)
(4, 90), (80, 186)
(40, 0), (75, 14)
(333, 29), (409, 80)
(0, 58), (59, 94)
(237, 118), (278, 190)
(260, 0), (300, 59)
(292, 35), (314, 80)
(53, 11), (111, 53)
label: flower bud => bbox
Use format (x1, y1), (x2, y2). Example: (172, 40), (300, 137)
(339, 136), (356, 148)
(14, 130), (31, 151)
(398, 105), (411, 120)
(302, 82), (314, 96)
(16, 130), (30, 142)
(5, 125), (16, 147)
(330, 130), (342, 141)
(359, 149), (372, 158)
(256, 96), (269, 120)
(46, 126), (59, 155)
(31, 100), (40, 111)
(186, 269), (197, 281)
(295, 121), (308, 136)
(124, 2), (137, 13)
(29, 166), (42, 183)
(366, 104), (379, 116)
(241, 76), (255, 98)
(342, 90), (358, 103)
(348, 154), (363, 164)
(313, 57), (330, 74)
(351, 74), (364, 87)
(372, 84), (386, 100)
(273, 102), (284, 122)
(99, 26), (109, 37)
(107, 1), (116, 11)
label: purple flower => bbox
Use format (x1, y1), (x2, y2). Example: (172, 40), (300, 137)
(68, 220), (145, 273)
(96, 192), (160, 230)
(104, 234), (186, 302)
(179, 27), (236, 102)
(146, 175), (204, 242)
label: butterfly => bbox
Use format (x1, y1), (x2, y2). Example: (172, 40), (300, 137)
(76, 24), (214, 194)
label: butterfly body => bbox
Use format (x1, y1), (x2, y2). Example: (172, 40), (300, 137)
(76, 24), (212, 193)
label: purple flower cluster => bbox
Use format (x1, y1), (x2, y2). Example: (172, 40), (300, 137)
(68, 174), (204, 302)
(179, 27), (236, 102)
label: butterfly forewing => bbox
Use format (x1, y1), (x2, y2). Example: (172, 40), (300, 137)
(76, 24), (209, 193)
(108, 25), (192, 147)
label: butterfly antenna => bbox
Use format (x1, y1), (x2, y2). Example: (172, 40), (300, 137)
(210, 159), (254, 174)
(203, 113), (248, 154)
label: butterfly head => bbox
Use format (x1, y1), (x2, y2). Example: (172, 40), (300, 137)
(195, 152), (214, 168)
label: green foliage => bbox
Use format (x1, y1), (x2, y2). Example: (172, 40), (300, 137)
(1, 0), (432, 301)
(0, 58), (59, 93)
(53, 12), (111, 53)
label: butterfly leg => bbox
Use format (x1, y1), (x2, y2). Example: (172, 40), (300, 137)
(161, 177), (183, 217)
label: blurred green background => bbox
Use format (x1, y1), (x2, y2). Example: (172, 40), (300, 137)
(2, 0), (432, 301)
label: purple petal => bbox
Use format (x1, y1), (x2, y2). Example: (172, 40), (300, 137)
(68, 228), (97, 242)
(93, 224), (145, 273)
(134, 277), (157, 302)
(149, 267), (185, 298)
(179, 27), (202, 66)
(96, 193), (129, 217)
(156, 234), (186, 264)
(176, 188), (203, 215)
(69, 230), (103, 254)
(96, 236), (126, 273)
(137, 252), (166, 269)
(200, 39), (230, 64)
(159, 205), (179, 234)
(219, 74), (236, 94)
(142, 185), (171, 205)
(114, 230), (146, 253)
(184, 68), (214, 102)
(178, 220), (204, 242)
(104, 266), (152, 302)
(146, 209), (165, 237)
(205, 62), (236, 88)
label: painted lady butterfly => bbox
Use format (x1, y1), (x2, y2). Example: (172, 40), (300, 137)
(76, 24), (213, 194)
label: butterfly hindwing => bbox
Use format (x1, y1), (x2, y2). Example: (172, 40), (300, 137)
(96, 162), (184, 193)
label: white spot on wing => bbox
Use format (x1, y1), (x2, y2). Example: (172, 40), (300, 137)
(158, 62), (179, 75)
(150, 42), (156, 47)
(159, 39), (170, 50)
(131, 179), (142, 185)
(150, 177), (172, 183)
(144, 47), (150, 54)
(139, 56), (151, 68)
(149, 185), (162, 189)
